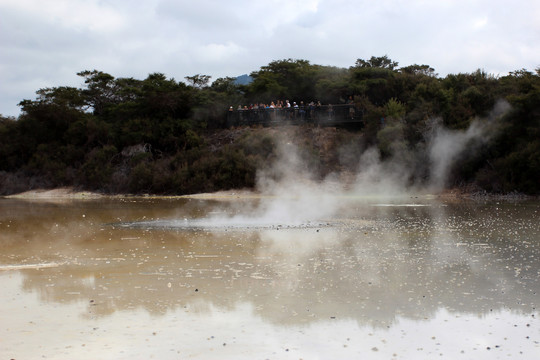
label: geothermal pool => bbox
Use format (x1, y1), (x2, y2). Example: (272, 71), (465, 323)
(0, 195), (539, 359)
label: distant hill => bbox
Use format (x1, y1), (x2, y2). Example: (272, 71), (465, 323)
(234, 74), (253, 85)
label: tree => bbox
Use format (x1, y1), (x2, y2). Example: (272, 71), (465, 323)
(349, 66), (397, 106)
(77, 70), (118, 115)
(2, 61), (540, 195)
(354, 55), (399, 70)
(246, 59), (319, 102)
(211, 77), (240, 94)
(185, 74), (212, 89)
(399, 64), (437, 77)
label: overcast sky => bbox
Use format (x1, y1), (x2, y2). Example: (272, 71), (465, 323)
(1, 0), (538, 117)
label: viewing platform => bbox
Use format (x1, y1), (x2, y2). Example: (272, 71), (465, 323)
(226, 104), (364, 128)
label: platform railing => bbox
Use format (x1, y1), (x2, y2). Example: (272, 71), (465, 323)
(226, 104), (363, 128)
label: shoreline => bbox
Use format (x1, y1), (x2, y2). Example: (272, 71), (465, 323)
(2, 187), (535, 201)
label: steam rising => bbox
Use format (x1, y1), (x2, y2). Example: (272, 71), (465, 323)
(427, 120), (487, 190)
(427, 99), (510, 190)
(232, 100), (511, 225)
(351, 147), (413, 197)
(235, 137), (343, 225)
(125, 100), (510, 229)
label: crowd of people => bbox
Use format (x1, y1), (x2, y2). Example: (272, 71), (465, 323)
(228, 98), (357, 125)
(231, 99), (320, 111)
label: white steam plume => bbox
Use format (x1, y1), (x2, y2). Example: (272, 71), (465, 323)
(215, 100), (511, 225)
(253, 138), (344, 224)
(350, 147), (416, 197)
(427, 99), (510, 190)
(427, 120), (485, 190)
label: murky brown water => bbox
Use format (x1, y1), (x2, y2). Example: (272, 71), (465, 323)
(1, 196), (539, 359)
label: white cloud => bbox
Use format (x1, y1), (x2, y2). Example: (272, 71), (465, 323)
(472, 17), (488, 29)
(197, 42), (246, 63)
(0, 0), (126, 32)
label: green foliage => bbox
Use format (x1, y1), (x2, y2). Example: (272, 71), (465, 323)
(493, 141), (540, 193)
(185, 74), (211, 89)
(77, 70), (118, 115)
(399, 64), (437, 77)
(2, 58), (540, 195)
(385, 98), (406, 119)
(247, 59), (328, 103)
(0, 116), (22, 170)
(128, 160), (154, 193)
(439, 70), (499, 129)
(349, 66), (397, 106)
(79, 145), (118, 190)
(354, 55), (399, 70)
(377, 122), (406, 158)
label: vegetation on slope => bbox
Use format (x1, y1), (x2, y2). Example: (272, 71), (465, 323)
(0, 57), (539, 195)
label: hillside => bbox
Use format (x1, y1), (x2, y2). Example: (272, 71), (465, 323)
(1, 58), (539, 195)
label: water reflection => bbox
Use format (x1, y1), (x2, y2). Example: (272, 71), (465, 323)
(1, 197), (539, 358)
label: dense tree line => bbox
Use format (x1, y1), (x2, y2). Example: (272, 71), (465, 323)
(0, 56), (539, 195)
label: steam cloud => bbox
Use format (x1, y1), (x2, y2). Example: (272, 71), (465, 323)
(427, 99), (509, 190)
(427, 119), (487, 190)
(249, 137), (344, 224)
(239, 100), (511, 224)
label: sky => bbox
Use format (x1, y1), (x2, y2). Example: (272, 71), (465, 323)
(1, 0), (539, 117)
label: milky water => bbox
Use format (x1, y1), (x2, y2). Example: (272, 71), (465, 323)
(0, 196), (539, 359)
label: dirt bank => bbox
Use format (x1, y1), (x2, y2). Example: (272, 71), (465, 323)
(4, 187), (105, 199)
